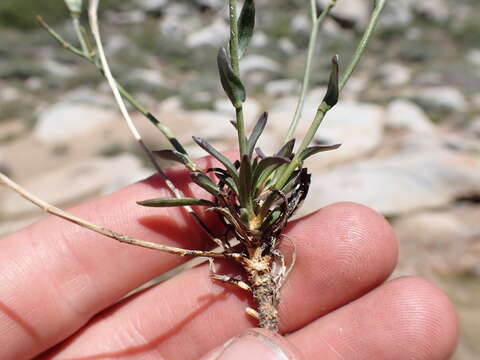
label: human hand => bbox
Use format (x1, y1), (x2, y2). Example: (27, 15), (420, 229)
(0, 156), (458, 359)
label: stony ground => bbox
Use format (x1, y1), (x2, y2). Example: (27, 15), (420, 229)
(0, 0), (479, 358)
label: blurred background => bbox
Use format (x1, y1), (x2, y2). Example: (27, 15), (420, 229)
(0, 0), (479, 358)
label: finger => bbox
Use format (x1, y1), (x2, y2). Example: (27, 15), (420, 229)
(0, 154), (231, 360)
(41, 203), (398, 360)
(200, 329), (304, 360)
(288, 277), (459, 360)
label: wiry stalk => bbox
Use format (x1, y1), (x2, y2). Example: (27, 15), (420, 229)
(228, 0), (247, 157)
(285, 0), (337, 142)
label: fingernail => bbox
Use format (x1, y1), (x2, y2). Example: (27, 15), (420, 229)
(204, 331), (290, 360)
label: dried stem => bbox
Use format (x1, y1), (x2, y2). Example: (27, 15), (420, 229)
(0, 172), (230, 260)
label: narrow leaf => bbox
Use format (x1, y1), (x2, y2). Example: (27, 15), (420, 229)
(193, 136), (239, 181)
(190, 173), (220, 196)
(217, 47), (246, 108)
(255, 147), (266, 159)
(247, 112), (268, 157)
(137, 197), (215, 207)
(153, 150), (190, 166)
(322, 55), (340, 107)
(238, 155), (253, 209)
(253, 156), (290, 187)
(300, 144), (341, 160)
(238, 0), (256, 58)
(275, 139), (296, 158)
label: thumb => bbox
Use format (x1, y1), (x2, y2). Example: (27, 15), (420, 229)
(200, 329), (304, 360)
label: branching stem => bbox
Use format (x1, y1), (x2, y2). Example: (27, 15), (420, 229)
(285, 0), (336, 142)
(0, 173), (229, 260)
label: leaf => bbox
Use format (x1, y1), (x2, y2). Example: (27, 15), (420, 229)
(153, 150), (190, 166)
(190, 173), (220, 196)
(255, 147), (266, 159)
(275, 139), (296, 158)
(238, 0), (255, 58)
(217, 47), (246, 108)
(247, 112), (268, 157)
(193, 136), (239, 181)
(238, 155), (253, 209)
(322, 55), (340, 107)
(137, 197), (215, 207)
(300, 144), (341, 161)
(253, 156), (290, 188)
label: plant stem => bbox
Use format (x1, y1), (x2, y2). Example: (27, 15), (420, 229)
(285, 0), (336, 142)
(0, 172), (230, 260)
(36, 16), (191, 161)
(339, 0), (386, 91)
(276, 102), (331, 188)
(72, 13), (89, 55)
(229, 0), (247, 157)
(276, 0), (386, 188)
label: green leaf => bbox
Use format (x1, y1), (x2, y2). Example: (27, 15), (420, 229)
(253, 156), (290, 188)
(192, 136), (239, 182)
(238, 155), (253, 209)
(247, 112), (268, 157)
(238, 0), (255, 58)
(322, 55), (340, 107)
(300, 144), (341, 160)
(275, 139), (296, 158)
(217, 47), (246, 108)
(190, 173), (220, 196)
(137, 197), (215, 207)
(153, 150), (190, 166)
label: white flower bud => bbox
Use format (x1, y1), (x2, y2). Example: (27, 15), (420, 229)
(65, 0), (83, 13)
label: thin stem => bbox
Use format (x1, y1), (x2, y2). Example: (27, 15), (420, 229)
(228, 0), (247, 157)
(276, 0), (386, 188)
(285, 0), (336, 142)
(36, 16), (191, 160)
(72, 14), (89, 55)
(0, 172), (228, 260)
(339, 0), (386, 91)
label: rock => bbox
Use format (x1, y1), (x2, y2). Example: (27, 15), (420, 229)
(240, 55), (281, 73)
(34, 103), (117, 143)
(126, 68), (166, 89)
(196, 0), (223, 9)
(160, 3), (202, 39)
(42, 59), (76, 78)
(378, 62), (412, 88)
(265, 79), (300, 97)
(318, 0), (369, 27)
(186, 19), (229, 48)
(467, 49), (480, 67)
(386, 99), (435, 133)
(381, 0), (448, 27)
(393, 205), (480, 278)
(269, 95), (385, 167)
(136, 0), (167, 12)
(303, 135), (480, 216)
(412, 86), (469, 113)
(0, 154), (152, 220)
(468, 118), (480, 138)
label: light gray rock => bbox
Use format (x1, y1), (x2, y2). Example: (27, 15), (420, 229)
(413, 86), (469, 113)
(265, 79), (300, 97)
(34, 103), (117, 143)
(379, 63), (412, 88)
(468, 118), (480, 138)
(304, 136), (480, 216)
(318, 0), (369, 26)
(269, 95), (385, 167)
(386, 99), (435, 133)
(186, 19), (229, 48)
(240, 55), (280, 73)
(136, 0), (167, 12)
(467, 49), (480, 67)
(0, 154), (152, 220)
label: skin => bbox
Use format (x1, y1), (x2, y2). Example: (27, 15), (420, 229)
(0, 155), (458, 360)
